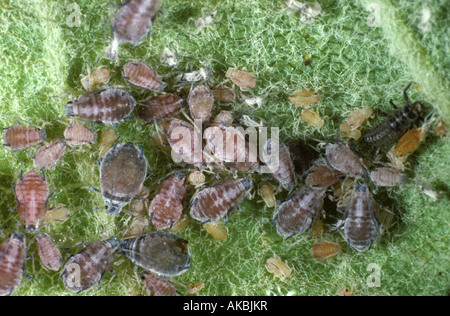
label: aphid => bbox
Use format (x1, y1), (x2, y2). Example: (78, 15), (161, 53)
(344, 184), (379, 252)
(336, 287), (352, 296)
(262, 139), (296, 190)
(141, 272), (177, 296)
(119, 231), (190, 277)
(347, 106), (373, 128)
(393, 127), (427, 160)
(98, 129), (118, 158)
(175, 67), (212, 83)
(195, 4), (218, 29)
(289, 91), (320, 107)
(161, 46), (179, 67)
(225, 68), (256, 90)
(311, 241), (341, 260)
(203, 222), (227, 241)
(386, 147), (405, 171)
(42, 204), (70, 223)
(333, 178), (355, 209)
(0, 232), (26, 296)
(310, 217), (324, 237)
(301, 108), (324, 129)
(259, 183), (276, 208)
(14, 170), (50, 233)
(166, 118), (204, 167)
(136, 93), (183, 123)
(62, 237), (117, 293)
(325, 143), (366, 177)
(187, 170), (206, 187)
(107, 0), (161, 59)
(418, 184), (441, 202)
(265, 256), (292, 280)
(274, 187), (325, 237)
(188, 85), (214, 123)
(362, 83), (424, 147)
(80, 67), (110, 91)
(212, 86), (235, 103)
(370, 167), (406, 187)
(3, 124), (46, 150)
(32, 139), (67, 170)
(100, 142), (149, 215)
(64, 124), (97, 146)
(35, 232), (62, 271)
(123, 217), (150, 238)
(339, 121), (361, 140)
(148, 171), (186, 230)
(305, 165), (342, 188)
(435, 118), (447, 138)
(66, 89), (136, 125)
(190, 178), (252, 223)
(189, 283), (205, 294)
(123, 62), (166, 91)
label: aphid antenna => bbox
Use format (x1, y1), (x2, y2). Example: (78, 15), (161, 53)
(284, 235), (308, 252)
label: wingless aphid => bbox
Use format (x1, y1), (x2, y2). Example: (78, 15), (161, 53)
(141, 272), (177, 296)
(62, 237), (118, 293)
(35, 232), (62, 271)
(136, 93), (183, 123)
(123, 61), (166, 91)
(32, 138), (67, 170)
(262, 139), (296, 190)
(325, 143), (366, 177)
(362, 83), (424, 147)
(0, 232), (26, 296)
(100, 142), (149, 215)
(188, 85), (214, 123)
(3, 124), (46, 150)
(64, 124), (97, 146)
(119, 231), (191, 277)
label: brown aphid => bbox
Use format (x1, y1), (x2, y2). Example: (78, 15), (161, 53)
(265, 256), (292, 280)
(344, 184), (379, 252)
(225, 68), (256, 90)
(123, 62), (166, 91)
(188, 85), (214, 123)
(63, 237), (118, 293)
(393, 127), (427, 159)
(107, 0), (161, 59)
(310, 217), (324, 237)
(35, 232), (62, 271)
(275, 187), (325, 237)
(166, 118), (204, 167)
(100, 142), (149, 215)
(212, 85), (235, 103)
(32, 139), (67, 170)
(262, 139), (296, 190)
(42, 204), (69, 223)
(259, 183), (276, 208)
(98, 129), (118, 158)
(347, 106), (373, 128)
(14, 170), (50, 233)
(189, 283), (205, 294)
(148, 171), (186, 230)
(305, 165), (342, 188)
(212, 110), (234, 125)
(203, 222), (227, 241)
(80, 67), (110, 91)
(0, 232), (26, 296)
(66, 89), (136, 125)
(190, 178), (252, 222)
(311, 241), (341, 260)
(119, 231), (190, 277)
(289, 91), (320, 107)
(3, 124), (46, 150)
(141, 272), (177, 296)
(370, 167), (406, 187)
(301, 108), (324, 129)
(325, 143), (366, 177)
(136, 93), (183, 123)
(64, 124), (97, 146)
(123, 217), (150, 238)
(187, 170), (206, 187)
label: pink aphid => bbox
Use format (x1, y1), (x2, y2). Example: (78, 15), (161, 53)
(32, 139), (67, 170)
(3, 124), (46, 150)
(35, 232), (62, 271)
(64, 124), (97, 146)
(0, 232), (26, 296)
(123, 61), (166, 91)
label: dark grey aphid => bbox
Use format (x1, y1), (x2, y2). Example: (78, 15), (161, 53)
(344, 184), (379, 252)
(62, 237), (118, 293)
(100, 142), (149, 215)
(119, 231), (190, 277)
(362, 83), (424, 147)
(325, 143), (366, 177)
(274, 187), (325, 237)
(0, 232), (26, 296)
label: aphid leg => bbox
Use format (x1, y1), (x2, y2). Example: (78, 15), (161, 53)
(284, 236), (308, 252)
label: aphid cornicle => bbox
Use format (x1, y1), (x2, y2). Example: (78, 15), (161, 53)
(325, 143), (366, 177)
(66, 89), (136, 125)
(344, 184), (379, 252)
(14, 170), (50, 233)
(62, 237), (118, 293)
(35, 232), (62, 271)
(64, 124), (97, 146)
(362, 83), (424, 147)
(32, 138), (67, 170)
(141, 272), (177, 296)
(369, 167), (406, 187)
(148, 171), (186, 230)
(274, 187), (325, 237)
(123, 62), (166, 91)
(0, 232), (26, 296)
(119, 231), (190, 277)
(3, 124), (46, 150)
(100, 142), (149, 215)
(136, 93), (183, 123)
(190, 178), (253, 223)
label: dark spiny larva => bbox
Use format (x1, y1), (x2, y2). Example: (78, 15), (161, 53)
(14, 170), (50, 233)
(274, 187), (325, 237)
(3, 124), (46, 150)
(62, 237), (117, 293)
(123, 62), (166, 91)
(66, 89), (136, 125)
(119, 231), (190, 277)
(190, 178), (253, 222)
(0, 232), (26, 296)
(35, 232), (62, 271)
(362, 83), (423, 147)
(100, 142), (149, 215)
(344, 184), (379, 251)
(136, 93), (183, 123)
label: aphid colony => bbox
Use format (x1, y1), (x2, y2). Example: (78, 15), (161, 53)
(0, 0), (436, 296)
